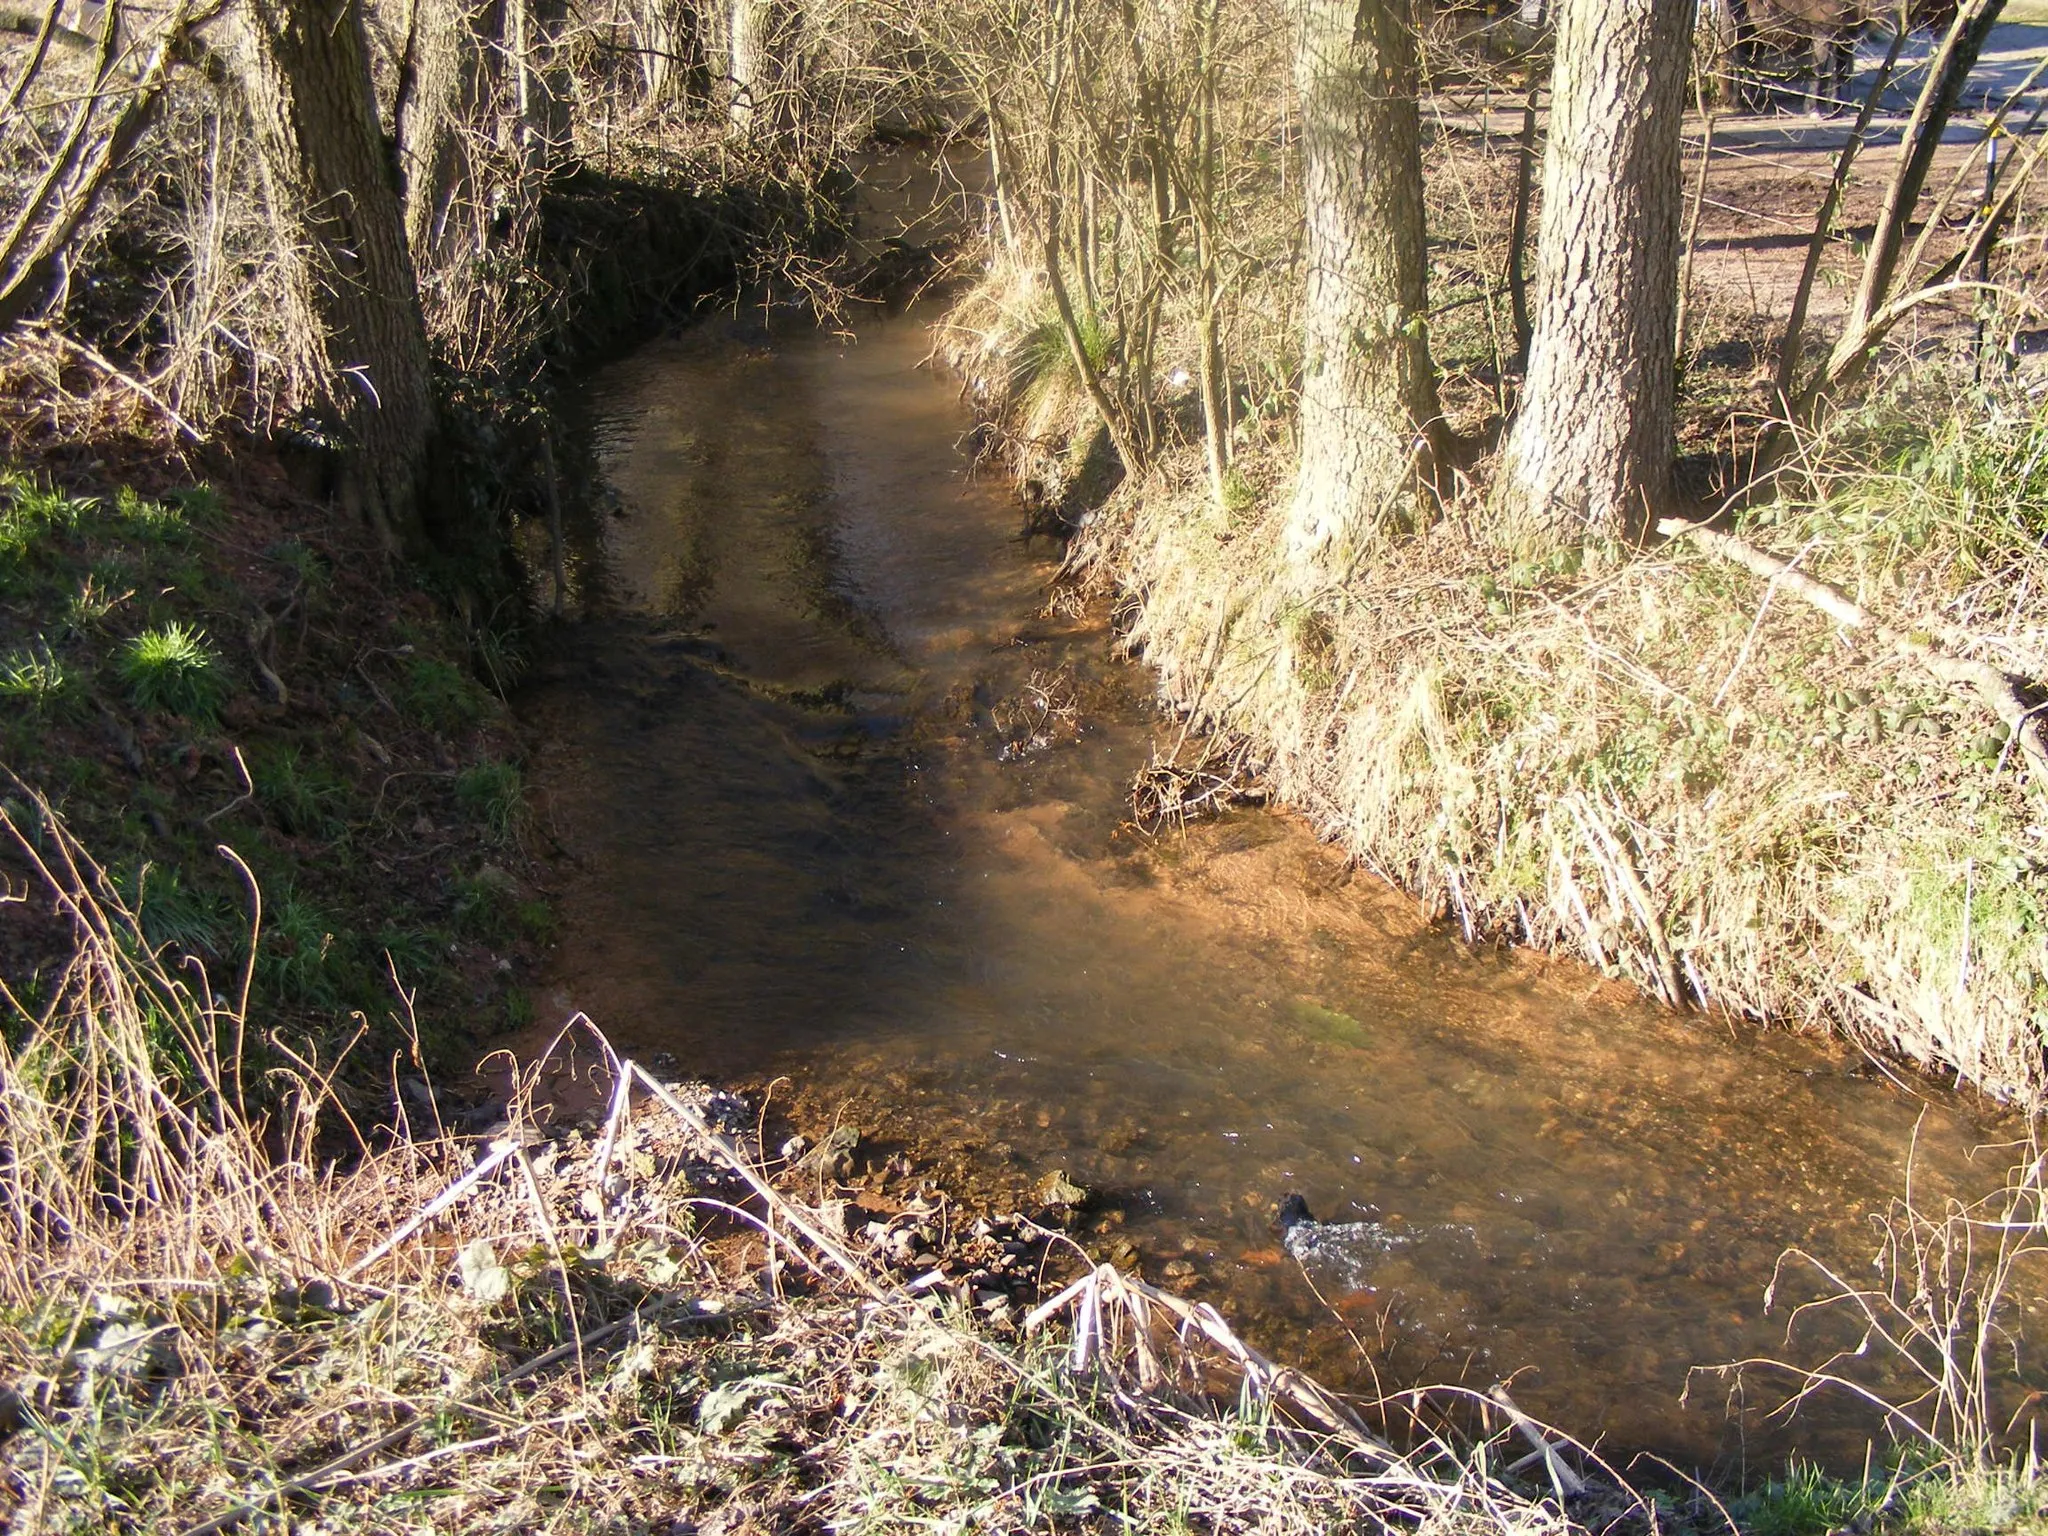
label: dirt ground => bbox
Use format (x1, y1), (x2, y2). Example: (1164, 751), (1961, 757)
(1685, 24), (2048, 326)
(1449, 22), (2048, 338)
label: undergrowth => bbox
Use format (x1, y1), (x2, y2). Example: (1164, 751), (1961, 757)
(0, 807), (1628, 1536)
(0, 453), (547, 1081)
(1048, 340), (2048, 1100)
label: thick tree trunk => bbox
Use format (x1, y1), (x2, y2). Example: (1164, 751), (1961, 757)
(1285, 0), (1439, 586)
(727, 0), (799, 141)
(1492, 0), (1694, 553)
(229, 0), (436, 553)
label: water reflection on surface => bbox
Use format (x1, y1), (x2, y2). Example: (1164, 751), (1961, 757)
(523, 310), (2001, 1469)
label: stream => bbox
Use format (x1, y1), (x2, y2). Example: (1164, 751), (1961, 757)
(520, 304), (2002, 1469)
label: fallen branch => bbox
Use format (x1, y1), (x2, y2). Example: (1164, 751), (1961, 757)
(1487, 1384), (1586, 1501)
(1657, 518), (2048, 783)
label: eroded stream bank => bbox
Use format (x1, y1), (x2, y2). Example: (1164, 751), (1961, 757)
(520, 307), (2000, 1467)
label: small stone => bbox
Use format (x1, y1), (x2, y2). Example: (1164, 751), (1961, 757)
(1034, 1169), (1087, 1207)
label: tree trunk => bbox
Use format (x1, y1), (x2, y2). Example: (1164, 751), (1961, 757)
(634, 0), (700, 108)
(1818, 0), (2006, 402)
(1491, 0), (1694, 553)
(509, 0), (570, 173)
(228, 0), (437, 553)
(727, 0), (799, 141)
(395, 0), (501, 272)
(1285, 0), (1439, 586)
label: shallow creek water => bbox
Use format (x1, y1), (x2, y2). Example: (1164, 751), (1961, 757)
(522, 308), (2002, 1469)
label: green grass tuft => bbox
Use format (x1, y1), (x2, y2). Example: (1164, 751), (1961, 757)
(1731, 1463), (1879, 1536)
(252, 744), (349, 840)
(456, 759), (524, 844)
(0, 641), (69, 711)
(120, 622), (226, 719)
(113, 485), (191, 543)
(401, 654), (491, 733)
(259, 884), (347, 1008)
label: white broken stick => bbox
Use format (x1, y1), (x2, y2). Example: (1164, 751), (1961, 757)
(625, 1062), (892, 1303)
(1659, 517), (2048, 782)
(341, 1138), (519, 1281)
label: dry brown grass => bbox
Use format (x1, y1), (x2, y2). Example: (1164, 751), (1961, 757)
(1039, 348), (2048, 1098)
(0, 799), (1618, 1534)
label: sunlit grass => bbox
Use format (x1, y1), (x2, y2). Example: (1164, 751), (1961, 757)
(120, 621), (225, 718)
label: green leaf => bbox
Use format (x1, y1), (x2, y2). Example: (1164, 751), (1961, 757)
(698, 1373), (788, 1435)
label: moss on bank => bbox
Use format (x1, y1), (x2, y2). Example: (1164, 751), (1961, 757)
(0, 445), (546, 1078)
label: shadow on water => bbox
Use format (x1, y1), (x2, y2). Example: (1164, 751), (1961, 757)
(520, 306), (2008, 1473)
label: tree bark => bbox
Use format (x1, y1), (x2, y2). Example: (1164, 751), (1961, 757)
(228, 0), (437, 553)
(1285, 0), (1439, 586)
(727, 0), (799, 141)
(633, 0), (700, 108)
(396, 0), (502, 272)
(509, 0), (570, 173)
(1492, 0), (1694, 552)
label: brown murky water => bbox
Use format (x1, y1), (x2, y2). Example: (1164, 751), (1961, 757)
(522, 308), (2002, 1471)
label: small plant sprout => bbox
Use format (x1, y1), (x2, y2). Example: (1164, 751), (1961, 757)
(120, 621), (226, 718)
(64, 572), (126, 632)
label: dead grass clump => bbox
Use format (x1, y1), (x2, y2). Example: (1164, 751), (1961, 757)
(1, 803), (1611, 1535)
(1058, 359), (2048, 1100)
